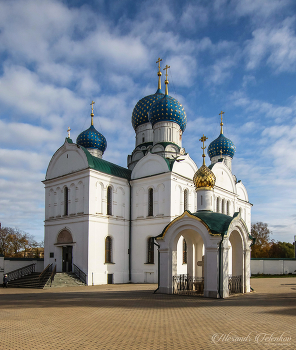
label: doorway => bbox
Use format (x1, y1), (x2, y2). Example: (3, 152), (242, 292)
(62, 246), (72, 272)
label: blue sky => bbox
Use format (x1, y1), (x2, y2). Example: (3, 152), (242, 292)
(0, 0), (296, 243)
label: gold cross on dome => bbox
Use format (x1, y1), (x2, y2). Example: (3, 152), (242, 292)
(156, 58), (162, 73)
(219, 110), (224, 134)
(163, 65), (170, 95)
(163, 65), (170, 80)
(67, 127), (71, 138)
(90, 101), (95, 115)
(199, 134), (208, 165)
(90, 101), (95, 125)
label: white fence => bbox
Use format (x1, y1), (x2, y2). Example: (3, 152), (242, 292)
(251, 259), (296, 275)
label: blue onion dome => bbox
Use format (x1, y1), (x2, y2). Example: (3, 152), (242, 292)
(207, 133), (236, 159)
(148, 95), (187, 132)
(132, 89), (164, 130)
(77, 125), (107, 153)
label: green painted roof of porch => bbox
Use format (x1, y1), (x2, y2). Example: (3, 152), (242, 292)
(80, 146), (132, 180)
(156, 210), (241, 238)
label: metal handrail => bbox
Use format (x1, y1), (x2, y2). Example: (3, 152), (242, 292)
(39, 263), (53, 284)
(49, 265), (56, 287)
(6, 263), (36, 281)
(228, 275), (242, 294)
(173, 274), (204, 295)
(73, 264), (87, 284)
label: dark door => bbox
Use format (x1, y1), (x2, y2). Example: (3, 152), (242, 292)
(62, 246), (72, 272)
(107, 274), (113, 284)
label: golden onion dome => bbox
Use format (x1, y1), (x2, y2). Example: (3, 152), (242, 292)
(194, 134), (216, 190)
(193, 164), (216, 190)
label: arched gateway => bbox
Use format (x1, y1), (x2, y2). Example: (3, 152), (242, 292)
(154, 133), (254, 298)
(156, 210), (252, 298)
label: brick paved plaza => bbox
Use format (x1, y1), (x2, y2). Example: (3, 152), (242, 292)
(0, 278), (295, 350)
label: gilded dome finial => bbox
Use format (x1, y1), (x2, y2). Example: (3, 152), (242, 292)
(90, 101), (95, 126)
(67, 127), (71, 138)
(193, 134), (216, 190)
(156, 58), (162, 90)
(199, 134), (208, 166)
(163, 65), (170, 95)
(219, 110), (224, 134)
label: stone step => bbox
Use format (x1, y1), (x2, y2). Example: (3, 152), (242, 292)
(44, 272), (85, 288)
(8, 272), (51, 289)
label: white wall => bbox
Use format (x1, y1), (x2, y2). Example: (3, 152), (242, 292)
(251, 259), (296, 275)
(4, 259), (44, 273)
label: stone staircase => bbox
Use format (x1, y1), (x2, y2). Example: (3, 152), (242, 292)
(44, 272), (85, 288)
(8, 271), (52, 289)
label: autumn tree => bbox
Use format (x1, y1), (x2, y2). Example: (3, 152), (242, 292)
(0, 226), (43, 257)
(251, 222), (272, 258)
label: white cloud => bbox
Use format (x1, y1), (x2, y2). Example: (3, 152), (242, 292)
(0, 120), (62, 149)
(230, 91), (296, 121)
(166, 55), (197, 87)
(245, 17), (296, 72)
(0, 65), (85, 120)
(180, 4), (209, 29)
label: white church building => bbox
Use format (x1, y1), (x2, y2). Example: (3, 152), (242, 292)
(43, 60), (253, 297)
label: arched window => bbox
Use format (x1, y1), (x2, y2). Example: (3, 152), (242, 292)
(184, 189), (188, 211)
(148, 188), (153, 217)
(216, 197), (220, 213)
(201, 195), (203, 206)
(183, 238), (187, 264)
(222, 199), (225, 214)
(227, 201), (230, 215)
(147, 237), (154, 264)
(107, 186), (112, 215)
(64, 187), (68, 216)
(105, 236), (112, 263)
(142, 133), (145, 143)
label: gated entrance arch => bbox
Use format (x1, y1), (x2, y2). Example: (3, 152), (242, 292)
(156, 210), (253, 298)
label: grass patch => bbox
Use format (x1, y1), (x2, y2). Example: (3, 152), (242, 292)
(251, 274), (296, 278)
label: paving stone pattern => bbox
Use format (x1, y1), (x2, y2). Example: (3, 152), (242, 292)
(0, 278), (295, 349)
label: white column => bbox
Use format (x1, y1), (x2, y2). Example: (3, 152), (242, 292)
(244, 247), (251, 293)
(158, 248), (172, 294)
(221, 240), (230, 298)
(204, 246), (219, 298)
(196, 189), (213, 211)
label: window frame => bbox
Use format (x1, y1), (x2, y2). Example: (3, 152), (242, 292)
(183, 238), (187, 264)
(105, 236), (113, 263)
(107, 186), (112, 216)
(64, 187), (68, 216)
(148, 188), (153, 217)
(147, 237), (154, 264)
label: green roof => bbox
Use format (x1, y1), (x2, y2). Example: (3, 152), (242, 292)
(80, 146), (131, 180)
(164, 158), (176, 171)
(157, 210), (244, 239)
(153, 142), (181, 151)
(136, 142), (153, 149)
(66, 137), (73, 144)
(191, 211), (234, 235)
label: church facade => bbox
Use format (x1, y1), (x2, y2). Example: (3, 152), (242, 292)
(43, 60), (252, 297)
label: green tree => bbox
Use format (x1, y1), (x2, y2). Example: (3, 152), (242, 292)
(268, 241), (294, 258)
